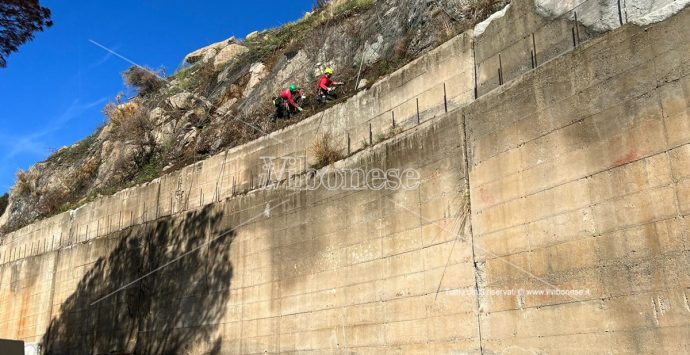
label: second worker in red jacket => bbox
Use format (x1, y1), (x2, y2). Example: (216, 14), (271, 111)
(318, 67), (344, 103)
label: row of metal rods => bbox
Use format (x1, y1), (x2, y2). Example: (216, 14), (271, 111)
(353, 84), (447, 152)
(491, 9), (595, 89)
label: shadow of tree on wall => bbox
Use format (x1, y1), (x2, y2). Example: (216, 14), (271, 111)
(42, 204), (235, 355)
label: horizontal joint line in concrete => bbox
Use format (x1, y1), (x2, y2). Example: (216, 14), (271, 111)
(474, 181), (676, 239)
(472, 145), (671, 214)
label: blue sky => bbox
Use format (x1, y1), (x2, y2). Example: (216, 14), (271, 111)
(0, 0), (314, 195)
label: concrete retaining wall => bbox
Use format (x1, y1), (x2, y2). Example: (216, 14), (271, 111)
(475, 0), (687, 97)
(2, 110), (477, 354)
(1, 0), (689, 353)
(466, 4), (690, 353)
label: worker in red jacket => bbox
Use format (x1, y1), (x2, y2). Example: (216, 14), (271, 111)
(274, 84), (304, 119)
(318, 67), (343, 102)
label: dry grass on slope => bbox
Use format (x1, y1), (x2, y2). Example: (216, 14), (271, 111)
(311, 133), (344, 169)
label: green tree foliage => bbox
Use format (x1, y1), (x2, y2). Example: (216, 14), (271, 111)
(0, 193), (8, 216)
(0, 0), (53, 67)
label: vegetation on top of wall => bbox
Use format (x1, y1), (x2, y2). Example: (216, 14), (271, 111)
(14, 170), (33, 195)
(243, 0), (375, 62)
(130, 154), (164, 186)
(172, 61), (217, 94)
(310, 133), (344, 169)
(103, 101), (153, 145)
(47, 130), (100, 165)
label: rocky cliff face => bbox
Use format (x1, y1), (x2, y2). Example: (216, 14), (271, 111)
(0, 0), (510, 235)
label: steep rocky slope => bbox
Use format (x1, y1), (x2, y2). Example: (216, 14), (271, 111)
(0, 0), (510, 235)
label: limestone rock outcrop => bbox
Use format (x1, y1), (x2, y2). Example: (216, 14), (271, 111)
(183, 36), (238, 64)
(213, 43), (249, 69)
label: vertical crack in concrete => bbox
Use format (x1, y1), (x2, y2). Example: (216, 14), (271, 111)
(461, 111), (485, 354)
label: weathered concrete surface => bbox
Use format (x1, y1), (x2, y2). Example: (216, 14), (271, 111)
(1, 110), (476, 353)
(1, 1), (690, 353)
(475, 0), (598, 96)
(476, 0), (690, 97)
(466, 4), (690, 354)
